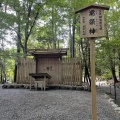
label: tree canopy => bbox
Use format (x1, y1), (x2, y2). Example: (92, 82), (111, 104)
(0, 0), (120, 83)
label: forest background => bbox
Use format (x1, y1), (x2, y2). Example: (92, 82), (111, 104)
(0, 0), (120, 84)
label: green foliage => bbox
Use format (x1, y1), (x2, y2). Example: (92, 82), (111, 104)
(1, 0), (120, 82)
(5, 58), (15, 82)
(102, 71), (112, 80)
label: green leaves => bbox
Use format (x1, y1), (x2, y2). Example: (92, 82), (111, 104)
(0, 0), (120, 80)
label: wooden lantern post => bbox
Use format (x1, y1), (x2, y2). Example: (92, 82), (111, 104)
(75, 4), (109, 120)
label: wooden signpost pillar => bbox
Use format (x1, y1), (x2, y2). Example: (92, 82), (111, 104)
(75, 4), (109, 120)
(90, 38), (96, 120)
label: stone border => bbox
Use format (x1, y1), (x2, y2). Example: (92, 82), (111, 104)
(2, 84), (84, 91)
(98, 88), (120, 114)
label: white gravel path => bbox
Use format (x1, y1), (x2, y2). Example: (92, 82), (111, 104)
(0, 84), (120, 120)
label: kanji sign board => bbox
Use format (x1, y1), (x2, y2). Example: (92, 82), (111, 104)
(75, 4), (109, 38)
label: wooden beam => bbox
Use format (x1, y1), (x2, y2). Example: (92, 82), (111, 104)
(90, 38), (97, 120)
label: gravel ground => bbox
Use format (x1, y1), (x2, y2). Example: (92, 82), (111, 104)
(0, 84), (120, 120)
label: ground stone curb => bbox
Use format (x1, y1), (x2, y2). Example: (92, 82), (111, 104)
(112, 104), (118, 108)
(99, 89), (120, 115)
(108, 98), (114, 102)
(114, 107), (120, 111)
(107, 97), (120, 114)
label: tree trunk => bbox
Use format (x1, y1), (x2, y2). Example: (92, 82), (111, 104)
(119, 64), (120, 80)
(1, 66), (3, 83)
(114, 84), (117, 100)
(3, 58), (6, 83)
(52, 5), (56, 49)
(14, 44), (20, 83)
(85, 61), (91, 86)
(14, 64), (17, 83)
(109, 50), (119, 83)
(71, 15), (76, 58)
(23, 40), (28, 58)
(111, 66), (119, 83)
(118, 50), (120, 80)
(14, 16), (22, 82)
(80, 39), (91, 86)
(69, 22), (72, 57)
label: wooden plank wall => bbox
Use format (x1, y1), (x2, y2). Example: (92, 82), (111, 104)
(16, 58), (36, 84)
(37, 58), (61, 84)
(61, 58), (82, 86)
(16, 58), (82, 86)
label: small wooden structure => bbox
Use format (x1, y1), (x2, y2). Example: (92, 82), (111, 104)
(16, 49), (82, 89)
(29, 48), (68, 90)
(29, 73), (51, 90)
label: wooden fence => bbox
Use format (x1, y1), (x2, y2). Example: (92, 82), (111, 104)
(16, 58), (82, 86)
(16, 58), (36, 84)
(61, 58), (82, 86)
